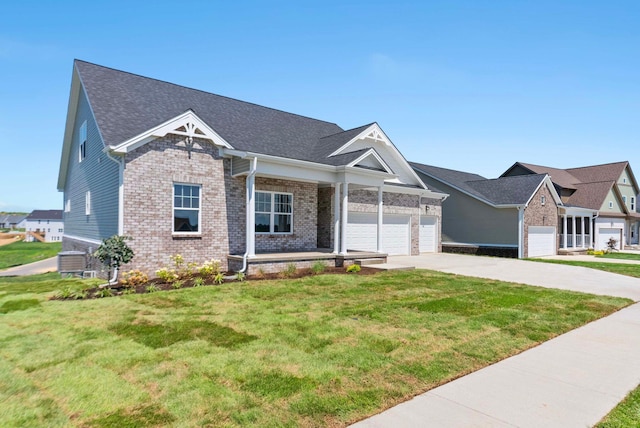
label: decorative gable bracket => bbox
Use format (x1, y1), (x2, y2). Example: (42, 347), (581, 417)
(109, 110), (233, 154)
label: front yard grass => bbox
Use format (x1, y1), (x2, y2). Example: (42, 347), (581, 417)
(596, 384), (640, 427)
(598, 252), (640, 261)
(0, 241), (62, 270)
(531, 259), (640, 278)
(0, 270), (630, 427)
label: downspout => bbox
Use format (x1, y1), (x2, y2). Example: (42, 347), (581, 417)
(517, 206), (524, 258)
(238, 157), (258, 274)
(592, 212), (599, 248)
(104, 150), (125, 286)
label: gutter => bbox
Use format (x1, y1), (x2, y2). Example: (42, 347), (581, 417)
(238, 156), (258, 275)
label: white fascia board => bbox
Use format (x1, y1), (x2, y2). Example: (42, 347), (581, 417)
(223, 149), (336, 172)
(58, 72), (80, 190)
(444, 241), (518, 248)
(347, 148), (393, 174)
(524, 175), (563, 208)
(329, 123), (430, 190)
(560, 206), (598, 216)
(110, 110), (233, 154)
(63, 234), (103, 246)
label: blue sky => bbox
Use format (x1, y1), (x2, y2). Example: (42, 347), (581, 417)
(1, 1), (639, 212)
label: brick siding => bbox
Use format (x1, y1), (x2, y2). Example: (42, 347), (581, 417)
(523, 184), (559, 257)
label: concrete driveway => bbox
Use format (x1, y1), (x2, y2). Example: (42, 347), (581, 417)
(353, 253), (640, 427)
(390, 253), (640, 301)
(0, 256), (58, 277)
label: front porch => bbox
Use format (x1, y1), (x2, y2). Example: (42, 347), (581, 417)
(559, 208), (597, 254)
(227, 249), (387, 275)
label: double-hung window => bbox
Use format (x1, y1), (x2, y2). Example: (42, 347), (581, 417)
(173, 184), (201, 233)
(79, 121), (87, 162)
(632, 197), (636, 211)
(255, 191), (292, 234)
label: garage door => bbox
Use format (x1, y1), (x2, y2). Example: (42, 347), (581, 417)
(419, 216), (437, 253)
(597, 228), (622, 250)
(347, 212), (410, 255)
(528, 226), (556, 257)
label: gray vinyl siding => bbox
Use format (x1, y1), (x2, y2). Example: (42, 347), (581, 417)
(63, 86), (119, 241)
(231, 157), (250, 175)
(418, 173), (518, 246)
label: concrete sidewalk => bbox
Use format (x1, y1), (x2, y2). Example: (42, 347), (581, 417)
(352, 253), (640, 427)
(0, 256), (58, 276)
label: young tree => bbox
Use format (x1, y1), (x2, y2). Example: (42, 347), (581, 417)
(94, 235), (134, 282)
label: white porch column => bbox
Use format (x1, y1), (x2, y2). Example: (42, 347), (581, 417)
(246, 164), (256, 258)
(340, 182), (349, 255)
(571, 216), (576, 249)
(333, 183), (341, 254)
(562, 215), (568, 249)
(581, 216), (586, 248)
(377, 186), (383, 253)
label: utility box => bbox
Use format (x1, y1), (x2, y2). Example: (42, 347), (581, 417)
(58, 251), (86, 276)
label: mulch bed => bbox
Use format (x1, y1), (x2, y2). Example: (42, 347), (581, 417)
(53, 266), (380, 300)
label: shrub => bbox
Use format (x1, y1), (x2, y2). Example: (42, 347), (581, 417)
(236, 272), (245, 282)
(172, 280), (184, 289)
(93, 235), (134, 281)
(311, 260), (326, 275)
(95, 288), (114, 298)
(146, 284), (159, 293)
(346, 264), (361, 273)
(122, 288), (136, 295)
(71, 288), (89, 300)
(281, 263), (297, 278)
(607, 237), (619, 251)
(199, 259), (222, 277)
(193, 277), (205, 287)
(213, 272), (225, 285)
(156, 268), (178, 284)
(121, 270), (149, 287)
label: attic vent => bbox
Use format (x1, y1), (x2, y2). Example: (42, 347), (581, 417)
(194, 128), (205, 135)
(176, 125), (187, 132)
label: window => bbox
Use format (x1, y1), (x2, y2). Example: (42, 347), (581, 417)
(64, 199), (71, 212)
(541, 195), (546, 206)
(58, 228), (63, 233)
(255, 191), (292, 233)
(609, 201), (613, 209)
(85, 191), (91, 215)
(173, 184), (200, 233)
(623, 196), (627, 205)
(79, 121), (87, 162)
(632, 197), (636, 211)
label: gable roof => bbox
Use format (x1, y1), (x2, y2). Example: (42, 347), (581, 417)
(411, 161), (555, 207)
(75, 60), (349, 165)
(26, 210), (63, 221)
(502, 161), (638, 211)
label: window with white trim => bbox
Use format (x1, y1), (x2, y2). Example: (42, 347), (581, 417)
(173, 183), (200, 233)
(79, 121), (87, 162)
(64, 199), (71, 213)
(255, 191), (293, 234)
(85, 191), (91, 215)
(609, 201), (613, 209)
(623, 196), (627, 205)
(632, 197), (636, 211)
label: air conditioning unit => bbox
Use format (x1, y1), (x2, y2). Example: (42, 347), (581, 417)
(57, 251), (86, 276)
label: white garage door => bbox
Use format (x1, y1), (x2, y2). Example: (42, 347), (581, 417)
(419, 216), (437, 253)
(597, 228), (622, 250)
(347, 212), (410, 255)
(528, 226), (556, 257)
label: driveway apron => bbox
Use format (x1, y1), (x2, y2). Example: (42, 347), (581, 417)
(352, 253), (640, 428)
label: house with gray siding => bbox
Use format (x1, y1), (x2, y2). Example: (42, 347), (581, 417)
(57, 60), (447, 276)
(410, 162), (580, 258)
(24, 210), (64, 242)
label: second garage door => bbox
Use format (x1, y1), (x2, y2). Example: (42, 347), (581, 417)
(347, 212), (410, 255)
(528, 226), (556, 257)
(597, 228), (622, 250)
(419, 216), (437, 253)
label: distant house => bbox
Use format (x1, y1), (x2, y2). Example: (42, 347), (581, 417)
(0, 214), (27, 230)
(56, 60), (447, 276)
(24, 210), (64, 242)
(502, 161), (640, 250)
(411, 162), (571, 258)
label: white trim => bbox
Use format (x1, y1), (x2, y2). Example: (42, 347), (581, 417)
(333, 183), (341, 254)
(85, 191), (91, 215)
(442, 241), (519, 248)
(348, 149), (394, 174)
(63, 234), (103, 246)
(110, 110), (233, 154)
(517, 207), (524, 258)
(254, 190), (294, 235)
(173, 182), (202, 235)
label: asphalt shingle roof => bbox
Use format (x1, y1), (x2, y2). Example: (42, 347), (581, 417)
(27, 210), (63, 221)
(75, 60), (376, 167)
(410, 161), (547, 206)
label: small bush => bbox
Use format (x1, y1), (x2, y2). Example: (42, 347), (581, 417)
(121, 270), (149, 286)
(236, 272), (245, 282)
(146, 284), (159, 293)
(311, 260), (326, 275)
(346, 264), (361, 273)
(193, 277), (205, 287)
(122, 288), (136, 295)
(199, 259), (222, 277)
(213, 272), (225, 285)
(71, 288), (89, 300)
(96, 288), (114, 298)
(255, 267), (266, 279)
(156, 268), (178, 284)
(281, 263), (297, 278)
(171, 280), (184, 289)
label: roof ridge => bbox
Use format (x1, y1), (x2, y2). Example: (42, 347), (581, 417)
(565, 161), (628, 171)
(74, 59), (342, 129)
(319, 122), (375, 140)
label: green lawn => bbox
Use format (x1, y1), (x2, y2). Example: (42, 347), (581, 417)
(598, 252), (640, 261)
(0, 270), (630, 427)
(0, 241), (62, 270)
(596, 384), (640, 427)
(531, 259), (640, 278)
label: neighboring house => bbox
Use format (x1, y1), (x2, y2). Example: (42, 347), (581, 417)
(24, 210), (64, 242)
(502, 161), (640, 250)
(410, 162), (576, 258)
(57, 60), (447, 276)
(0, 214), (27, 230)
